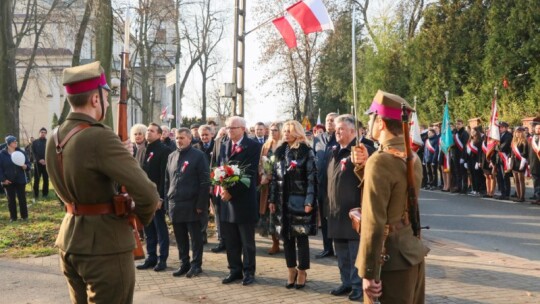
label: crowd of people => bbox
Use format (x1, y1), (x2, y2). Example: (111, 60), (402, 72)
(417, 119), (540, 204)
(11, 60), (519, 304)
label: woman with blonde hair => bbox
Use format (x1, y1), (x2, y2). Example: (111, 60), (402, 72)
(258, 122), (283, 254)
(269, 120), (317, 289)
(130, 123), (148, 166)
(511, 127), (529, 202)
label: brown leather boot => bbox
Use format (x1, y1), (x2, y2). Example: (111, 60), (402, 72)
(268, 234), (280, 255)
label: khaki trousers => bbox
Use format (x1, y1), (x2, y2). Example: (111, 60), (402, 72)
(59, 250), (135, 304)
(364, 261), (425, 304)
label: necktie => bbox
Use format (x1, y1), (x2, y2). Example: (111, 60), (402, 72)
(259, 138), (264, 144)
(204, 143), (209, 149)
(232, 143), (237, 155)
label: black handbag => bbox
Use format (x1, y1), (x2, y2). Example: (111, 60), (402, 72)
(287, 195), (306, 215)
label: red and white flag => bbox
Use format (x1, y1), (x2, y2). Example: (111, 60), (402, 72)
(410, 111), (423, 146)
(286, 0), (334, 34)
(272, 16), (297, 49)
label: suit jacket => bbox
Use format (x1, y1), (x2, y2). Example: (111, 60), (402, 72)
(142, 140), (171, 200)
(529, 135), (540, 175)
(45, 112), (159, 255)
(356, 136), (425, 279)
(194, 139), (215, 164)
(217, 135), (261, 224)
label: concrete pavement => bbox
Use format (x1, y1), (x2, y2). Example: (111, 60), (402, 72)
(2, 226), (540, 303)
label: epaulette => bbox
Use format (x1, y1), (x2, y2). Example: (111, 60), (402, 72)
(384, 148), (406, 160)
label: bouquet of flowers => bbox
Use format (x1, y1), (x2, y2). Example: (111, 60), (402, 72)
(210, 164), (251, 189)
(261, 155), (276, 176)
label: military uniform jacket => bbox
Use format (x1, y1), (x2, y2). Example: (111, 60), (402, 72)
(45, 113), (159, 255)
(356, 136), (425, 280)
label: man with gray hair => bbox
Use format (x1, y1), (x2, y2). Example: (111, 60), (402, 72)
(326, 114), (372, 301)
(166, 128), (210, 278)
(161, 125), (176, 151)
(216, 116), (261, 285)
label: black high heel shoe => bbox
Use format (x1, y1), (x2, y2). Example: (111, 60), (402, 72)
(295, 271), (307, 289)
(286, 271), (298, 289)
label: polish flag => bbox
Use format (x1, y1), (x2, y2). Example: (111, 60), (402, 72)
(410, 110), (423, 147)
(272, 15), (297, 49)
(286, 0), (334, 34)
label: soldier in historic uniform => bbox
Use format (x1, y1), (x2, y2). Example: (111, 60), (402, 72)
(354, 90), (427, 304)
(45, 61), (160, 303)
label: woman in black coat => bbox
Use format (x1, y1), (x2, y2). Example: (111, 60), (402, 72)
(0, 136), (31, 222)
(269, 120), (317, 290)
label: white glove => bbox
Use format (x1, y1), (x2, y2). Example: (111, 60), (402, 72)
(475, 162), (480, 170)
(460, 158), (465, 164)
(464, 163), (468, 169)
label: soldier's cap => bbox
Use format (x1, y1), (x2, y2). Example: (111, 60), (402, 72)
(5, 135), (17, 145)
(365, 90), (414, 120)
(63, 61), (110, 95)
(499, 121), (509, 128)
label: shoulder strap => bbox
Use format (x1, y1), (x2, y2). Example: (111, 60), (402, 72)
(53, 123), (92, 204)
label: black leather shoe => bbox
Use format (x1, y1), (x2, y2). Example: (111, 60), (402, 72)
(172, 264), (191, 277)
(185, 267), (202, 278)
(315, 250), (335, 259)
(242, 274), (255, 286)
(153, 261), (167, 272)
(348, 289), (363, 301)
(211, 243), (226, 253)
(330, 285), (352, 296)
(222, 273), (243, 284)
(496, 195), (509, 200)
(136, 259), (157, 270)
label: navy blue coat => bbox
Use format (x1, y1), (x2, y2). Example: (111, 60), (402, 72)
(165, 146), (210, 223)
(0, 148), (31, 185)
(217, 135), (261, 224)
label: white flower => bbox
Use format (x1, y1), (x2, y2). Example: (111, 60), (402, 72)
(231, 165), (241, 175)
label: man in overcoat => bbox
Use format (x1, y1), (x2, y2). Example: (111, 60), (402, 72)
(166, 128), (209, 278)
(355, 90), (427, 304)
(312, 112), (338, 258)
(217, 116), (261, 286)
(45, 61), (159, 303)
(326, 114), (372, 301)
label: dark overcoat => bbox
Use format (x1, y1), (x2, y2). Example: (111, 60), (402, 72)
(165, 145), (209, 223)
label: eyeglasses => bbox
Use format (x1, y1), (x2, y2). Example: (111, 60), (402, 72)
(226, 126), (242, 130)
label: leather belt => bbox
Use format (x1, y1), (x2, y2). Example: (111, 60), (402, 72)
(65, 203), (115, 216)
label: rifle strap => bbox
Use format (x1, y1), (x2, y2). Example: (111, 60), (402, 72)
(53, 123), (91, 206)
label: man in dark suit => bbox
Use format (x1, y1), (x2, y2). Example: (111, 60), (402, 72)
(451, 119), (470, 193)
(136, 123), (171, 272)
(496, 122), (513, 200)
(252, 122), (267, 144)
(32, 127), (49, 199)
(193, 124), (215, 244)
(312, 112), (337, 259)
(217, 116), (261, 286)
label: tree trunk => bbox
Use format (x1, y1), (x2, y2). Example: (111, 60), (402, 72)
(94, 0), (113, 126)
(59, 0), (94, 124)
(0, 0), (20, 136)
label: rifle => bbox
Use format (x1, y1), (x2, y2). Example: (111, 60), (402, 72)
(117, 48), (145, 260)
(401, 103), (421, 238)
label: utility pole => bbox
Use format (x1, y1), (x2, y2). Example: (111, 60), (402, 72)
(232, 0), (246, 116)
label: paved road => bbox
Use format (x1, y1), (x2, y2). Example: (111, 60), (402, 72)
(1, 188), (539, 303)
(420, 189), (540, 261)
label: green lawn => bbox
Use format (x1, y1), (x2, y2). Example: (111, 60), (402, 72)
(0, 184), (64, 258)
